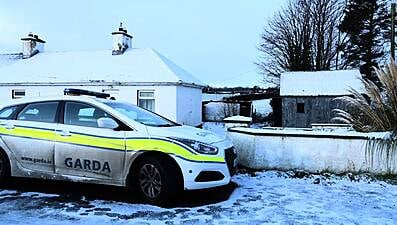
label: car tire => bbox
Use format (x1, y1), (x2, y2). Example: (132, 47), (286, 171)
(0, 151), (10, 184)
(134, 157), (179, 205)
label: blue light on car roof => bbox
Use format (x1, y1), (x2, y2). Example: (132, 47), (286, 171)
(64, 88), (110, 99)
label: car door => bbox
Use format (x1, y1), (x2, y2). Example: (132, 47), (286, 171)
(0, 101), (59, 173)
(54, 101), (126, 181)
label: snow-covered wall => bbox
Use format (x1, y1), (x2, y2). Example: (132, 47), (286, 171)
(228, 127), (397, 174)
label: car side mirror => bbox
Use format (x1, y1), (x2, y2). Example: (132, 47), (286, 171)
(97, 117), (119, 129)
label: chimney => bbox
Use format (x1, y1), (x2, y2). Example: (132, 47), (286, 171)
(21, 32), (46, 59)
(111, 22), (133, 55)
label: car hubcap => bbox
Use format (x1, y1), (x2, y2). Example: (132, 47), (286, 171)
(139, 164), (162, 199)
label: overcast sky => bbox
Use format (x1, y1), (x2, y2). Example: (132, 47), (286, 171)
(0, 0), (285, 87)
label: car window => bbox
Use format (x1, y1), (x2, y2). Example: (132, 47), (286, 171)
(104, 101), (179, 127)
(0, 105), (20, 120)
(17, 102), (59, 123)
(64, 102), (113, 128)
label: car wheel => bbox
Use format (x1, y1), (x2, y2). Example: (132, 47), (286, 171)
(0, 151), (10, 184)
(135, 157), (179, 205)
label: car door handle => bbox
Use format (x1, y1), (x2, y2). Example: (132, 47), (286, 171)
(56, 130), (72, 137)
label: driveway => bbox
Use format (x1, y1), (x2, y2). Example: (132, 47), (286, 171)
(0, 171), (396, 225)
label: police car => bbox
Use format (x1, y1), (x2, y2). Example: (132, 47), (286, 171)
(0, 89), (236, 204)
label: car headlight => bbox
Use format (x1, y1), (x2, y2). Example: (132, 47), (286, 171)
(169, 137), (218, 155)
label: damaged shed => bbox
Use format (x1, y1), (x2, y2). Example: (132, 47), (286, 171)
(280, 70), (364, 128)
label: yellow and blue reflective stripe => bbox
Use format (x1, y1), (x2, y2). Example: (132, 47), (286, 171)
(0, 125), (55, 141)
(0, 125), (225, 164)
(56, 131), (125, 151)
(125, 138), (224, 163)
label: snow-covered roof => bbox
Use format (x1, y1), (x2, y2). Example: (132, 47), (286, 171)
(0, 49), (204, 87)
(0, 53), (21, 68)
(280, 70), (364, 96)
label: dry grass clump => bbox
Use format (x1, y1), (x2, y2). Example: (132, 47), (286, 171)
(332, 62), (397, 172)
(333, 61), (397, 133)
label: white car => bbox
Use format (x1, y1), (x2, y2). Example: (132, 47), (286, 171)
(0, 89), (236, 204)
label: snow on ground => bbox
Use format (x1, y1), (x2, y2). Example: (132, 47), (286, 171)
(203, 122), (228, 137)
(0, 171), (396, 225)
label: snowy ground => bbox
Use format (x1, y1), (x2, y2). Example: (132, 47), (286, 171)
(0, 171), (396, 225)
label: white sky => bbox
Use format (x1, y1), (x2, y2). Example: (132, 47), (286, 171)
(0, 0), (285, 87)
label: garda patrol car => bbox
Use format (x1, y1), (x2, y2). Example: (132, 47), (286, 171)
(0, 89), (236, 204)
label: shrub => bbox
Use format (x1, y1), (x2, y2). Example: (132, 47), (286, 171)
(333, 61), (397, 133)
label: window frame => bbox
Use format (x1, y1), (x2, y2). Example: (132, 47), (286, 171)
(16, 101), (61, 124)
(296, 102), (305, 114)
(137, 90), (155, 112)
(12, 89), (26, 99)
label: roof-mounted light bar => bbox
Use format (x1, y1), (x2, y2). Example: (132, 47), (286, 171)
(64, 88), (110, 99)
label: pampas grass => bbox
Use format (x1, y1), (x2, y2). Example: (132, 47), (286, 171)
(333, 61), (397, 173)
(333, 61), (397, 133)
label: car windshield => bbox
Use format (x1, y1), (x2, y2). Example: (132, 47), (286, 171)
(104, 101), (179, 127)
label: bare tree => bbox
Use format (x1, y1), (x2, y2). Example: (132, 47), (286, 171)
(311, 0), (346, 70)
(257, 0), (345, 85)
(217, 103), (239, 119)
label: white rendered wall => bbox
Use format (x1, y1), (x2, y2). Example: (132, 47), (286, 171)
(0, 85), (179, 123)
(228, 127), (397, 174)
(0, 85), (206, 126)
(176, 86), (202, 126)
(103, 85), (178, 122)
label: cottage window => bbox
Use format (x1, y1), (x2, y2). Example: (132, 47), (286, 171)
(297, 103), (305, 113)
(12, 89), (25, 99)
(138, 90), (155, 112)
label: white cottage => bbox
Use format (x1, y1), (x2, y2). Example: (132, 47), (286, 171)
(0, 25), (204, 126)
